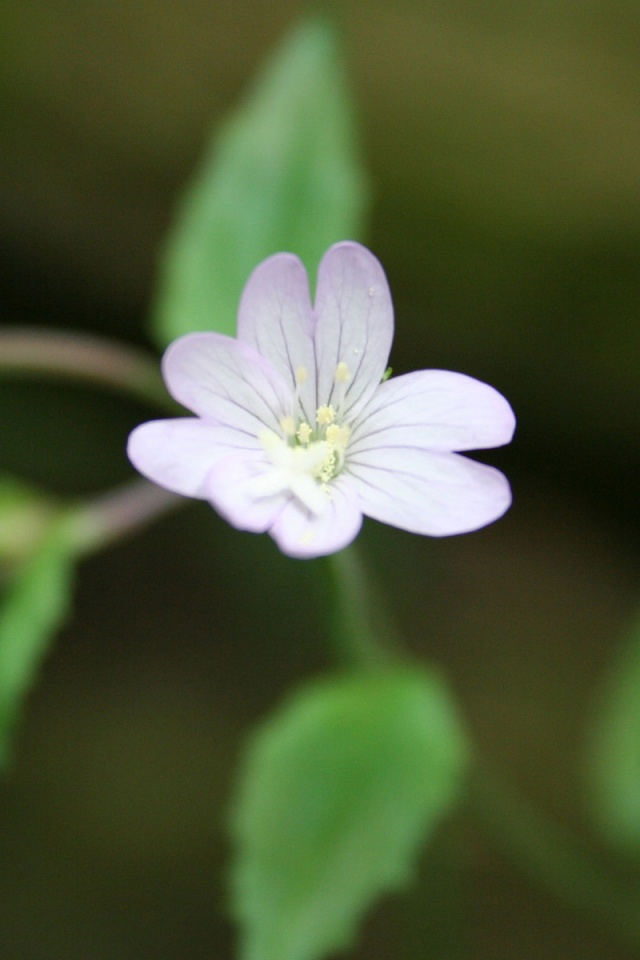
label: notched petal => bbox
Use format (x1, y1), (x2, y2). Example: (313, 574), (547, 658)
(237, 252), (318, 421)
(313, 242), (394, 419)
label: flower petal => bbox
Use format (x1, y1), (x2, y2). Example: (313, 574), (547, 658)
(162, 332), (292, 435)
(269, 479), (363, 558)
(313, 242), (394, 420)
(350, 370), (516, 453)
(237, 253), (318, 423)
(206, 453), (287, 533)
(127, 419), (258, 498)
(347, 447), (512, 536)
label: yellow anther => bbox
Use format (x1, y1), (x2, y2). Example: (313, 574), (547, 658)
(335, 362), (351, 383)
(295, 366), (309, 384)
(296, 422), (312, 445)
(316, 405), (335, 426)
(280, 416), (296, 437)
(326, 424), (350, 447)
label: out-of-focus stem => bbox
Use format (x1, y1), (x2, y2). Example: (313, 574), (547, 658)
(326, 544), (403, 668)
(0, 328), (175, 411)
(0, 328), (184, 558)
(470, 761), (640, 946)
(69, 478), (182, 556)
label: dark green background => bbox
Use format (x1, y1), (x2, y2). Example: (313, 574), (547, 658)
(1, 1), (639, 957)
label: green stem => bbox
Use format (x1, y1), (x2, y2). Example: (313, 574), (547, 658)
(0, 479), (183, 569)
(0, 328), (175, 411)
(0, 328), (184, 559)
(69, 479), (182, 556)
(325, 544), (404, 668)
(327, 542), (640, 944)
(470, 761), (640, 947)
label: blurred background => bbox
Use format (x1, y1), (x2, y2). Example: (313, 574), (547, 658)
(1, 0), (640, 957)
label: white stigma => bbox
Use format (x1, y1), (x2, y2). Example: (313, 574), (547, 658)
(255, 430), (333, 515)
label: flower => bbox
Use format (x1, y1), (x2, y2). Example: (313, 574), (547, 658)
(128, 242), (515, 558)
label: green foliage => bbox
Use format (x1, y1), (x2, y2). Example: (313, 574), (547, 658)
(151, 14), (368, 345)
(0, 475), (57, 564)
(230, 667), (468, 960)
(587, 608), (640, 857)
(0, 519), (75, 771)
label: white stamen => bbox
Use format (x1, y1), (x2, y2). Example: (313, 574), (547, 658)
(297, 422), (312, 444)
(334, 362), (351, 417)
(326, 424), (350, 447)
(288, 366), (310, 428)
(335, 362), (351, 383)
(280, 416), (296, 437)
(316, 405), (335, 426)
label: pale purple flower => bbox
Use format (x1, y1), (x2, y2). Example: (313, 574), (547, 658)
(128, 242), (515, 558)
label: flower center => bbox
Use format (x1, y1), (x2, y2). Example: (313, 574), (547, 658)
(254, 363), (353, 515)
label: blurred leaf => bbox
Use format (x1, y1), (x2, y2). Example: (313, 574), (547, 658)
(151, 14), (368, 345)
(586, 608), (640, 858)
(230, 667), (467, 960)
(0, 519), (75, 771)
(0, 475), (57, 565)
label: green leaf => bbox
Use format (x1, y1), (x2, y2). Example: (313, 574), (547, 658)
(0, 519), (75, 771)
(586, 609), (640, 857)
(230, 667), (468, 960)
(0, 474), (57, 564)
(151, 14), (368, 345)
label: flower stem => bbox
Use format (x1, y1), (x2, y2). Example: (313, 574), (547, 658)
(0, 328), (175, 411)
(325, 544), (404, 668)
(0, 481), (183, 571)
(69, 479), (182, 556)
(469, 761), (640, 946)
(0, 327), (184, 559)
